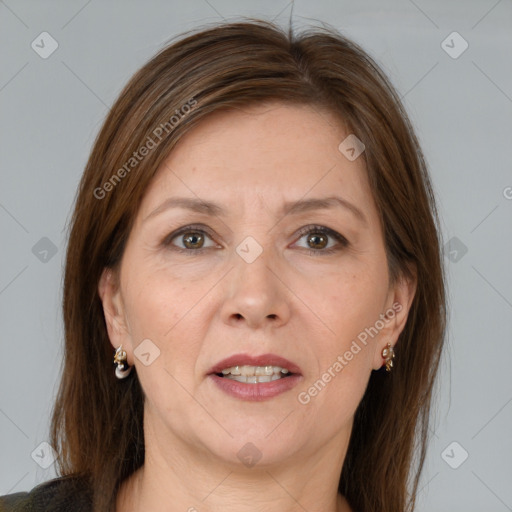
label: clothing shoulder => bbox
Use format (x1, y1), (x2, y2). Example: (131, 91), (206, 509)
(0, 475), (93, 512)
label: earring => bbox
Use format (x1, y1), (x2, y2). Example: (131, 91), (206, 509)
(114, 345), (132, 379)
(381, 343), (395, 372)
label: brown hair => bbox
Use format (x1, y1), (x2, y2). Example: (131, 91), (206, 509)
(51, 18), (446, 512)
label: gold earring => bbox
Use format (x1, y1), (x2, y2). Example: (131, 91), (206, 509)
(114, 345), (132, 379)
(381, 343), (395, 372)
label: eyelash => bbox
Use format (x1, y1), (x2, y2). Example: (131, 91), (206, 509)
(295, 225), (349, 256)
(162, 223), (349, 256)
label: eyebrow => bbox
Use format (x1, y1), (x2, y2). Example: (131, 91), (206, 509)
(281, 196), (367, 225)
(144, 195), (367, 225)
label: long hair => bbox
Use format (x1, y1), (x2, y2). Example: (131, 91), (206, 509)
(51, 19), (446, 512)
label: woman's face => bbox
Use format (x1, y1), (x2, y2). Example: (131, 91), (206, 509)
(100, 102), (414, 469)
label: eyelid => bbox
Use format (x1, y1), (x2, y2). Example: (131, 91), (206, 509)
(292, 224), (349, 252)
(162, 223), (349, 254)
(163, 223), (220, 250)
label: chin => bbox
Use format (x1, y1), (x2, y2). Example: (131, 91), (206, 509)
(199, 426), (306, 468)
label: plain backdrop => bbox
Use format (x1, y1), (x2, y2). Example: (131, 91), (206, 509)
(1, 1), (511, 511)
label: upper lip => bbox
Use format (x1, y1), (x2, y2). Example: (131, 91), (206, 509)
(208, 353), (302, 375)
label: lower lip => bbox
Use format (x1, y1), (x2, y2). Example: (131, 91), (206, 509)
(208, 374), (303, 401)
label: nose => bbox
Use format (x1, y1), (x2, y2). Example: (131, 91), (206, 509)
(220, 246), (291, 330)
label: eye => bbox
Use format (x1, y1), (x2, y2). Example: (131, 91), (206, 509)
(293, 225), (348, 255)
(162, 224), (348, 255)
(164, 224), (219, 253)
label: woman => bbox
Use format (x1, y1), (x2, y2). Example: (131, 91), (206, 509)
(0, 18), (446, 512)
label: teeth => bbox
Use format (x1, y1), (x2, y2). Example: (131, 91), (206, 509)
(225, 373), (285, 383)
(220, 365), (291, 377)
(255, 366), (274, 376)
(219, 365), (292, 383)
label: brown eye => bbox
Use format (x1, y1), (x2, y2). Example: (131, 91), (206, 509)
(294, 225), (349, 255)
(165, 225), (218, 252)
(307, 233), (328, 249)
(182, 231), (204, 249)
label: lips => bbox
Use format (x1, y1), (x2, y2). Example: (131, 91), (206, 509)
(208, 353), (302, 376)
(207, 353), (303, 401)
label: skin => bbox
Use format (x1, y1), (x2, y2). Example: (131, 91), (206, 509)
(99, 102), (416, 512)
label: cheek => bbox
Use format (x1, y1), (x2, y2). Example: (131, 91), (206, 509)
(124, 276), (178, 338)
(312, 264), (388, 343)
(297, 260), (387, 406)
(121, 276), (203, 406)
(298, 308), (375, 429)
(296, 344), (371, 441)
(123, 258), (208, 337)
(120, 272), (199, 384)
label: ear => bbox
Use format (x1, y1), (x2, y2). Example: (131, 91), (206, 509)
(98, 268), (133, 361)
(372, 267), (417, 370)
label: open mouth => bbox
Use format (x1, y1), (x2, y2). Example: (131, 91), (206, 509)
(207, 353), (302, 400)
(216, 365), (294, 384)
(208, 355), (302, 400)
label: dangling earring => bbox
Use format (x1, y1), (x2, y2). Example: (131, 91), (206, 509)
(382, 343), (395, 372)
(114, 345), (132, 379)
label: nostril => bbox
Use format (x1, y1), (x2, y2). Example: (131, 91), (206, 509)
(267, 314), (277, 320)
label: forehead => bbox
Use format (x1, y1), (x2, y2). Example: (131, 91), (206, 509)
(138, 102), (375, 219)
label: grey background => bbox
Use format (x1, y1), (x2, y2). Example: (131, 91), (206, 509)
(1, 1), (511, 510)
